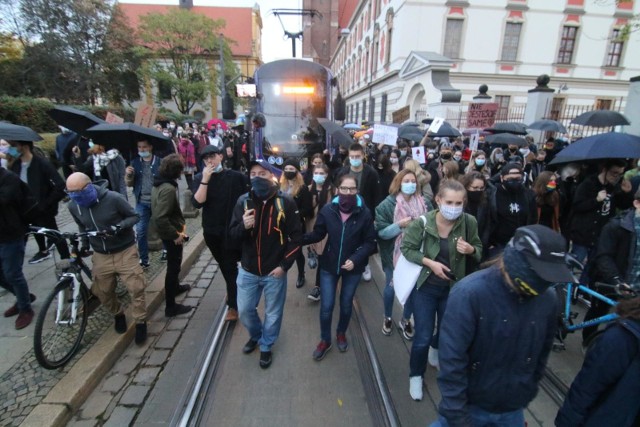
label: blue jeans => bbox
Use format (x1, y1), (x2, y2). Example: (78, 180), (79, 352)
(571, 243), (594, 284)
(135, 202), (151, 264)
(410, 283), (449, 377)
(430, 406), (524, 427)
(383, 266), (413, 320)
(319, 268), (361, 343)
(0, 239), (31, 312)
(237, 268), (287, 352)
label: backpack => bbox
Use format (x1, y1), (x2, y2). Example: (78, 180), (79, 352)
(244, 195), (286, 244)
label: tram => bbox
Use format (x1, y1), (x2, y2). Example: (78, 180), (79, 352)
(250, 59), (334, 172)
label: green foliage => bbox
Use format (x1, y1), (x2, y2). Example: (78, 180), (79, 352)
(136, 9), (239, 115)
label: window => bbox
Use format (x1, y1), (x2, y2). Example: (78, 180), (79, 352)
(386, 28), (392, 64)
(606, 29), (624, 67)
(369, 97), (375, 122)
(158, 80), (172, 101)
(557, 26), (578, 64)
(376, 0), (382, 18)
(380, 93), (387, 122)
(443, 19), (464, 59)
(501, 22), (522, 62)
(356, 102), (360, 123)
(495, 95), (510, 121)
(550, 97), (565, 121)
(362, 100), (367, 122)
(595, 99), (612, 110)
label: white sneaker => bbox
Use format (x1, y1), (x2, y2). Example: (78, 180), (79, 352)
(363, 265), (372, 281)
(409, 376), (423, 401)
(428, 347), (440, 371)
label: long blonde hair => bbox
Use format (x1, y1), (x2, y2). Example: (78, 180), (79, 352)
(280, 171), (305, 196)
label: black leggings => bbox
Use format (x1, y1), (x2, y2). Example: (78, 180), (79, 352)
(204, 233), (240, 310)
(162, 239), (183, 308)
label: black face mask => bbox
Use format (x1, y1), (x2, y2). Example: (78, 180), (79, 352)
(441, 153), (452, 160)
(503, 179), (523, 193)
(467, 190), (483, 203)
(284, 171), (297, 180)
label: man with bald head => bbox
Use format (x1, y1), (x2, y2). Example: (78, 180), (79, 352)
(66, 172), (148, 344)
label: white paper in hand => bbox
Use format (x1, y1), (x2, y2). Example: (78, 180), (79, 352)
(428, 117), (445, 134)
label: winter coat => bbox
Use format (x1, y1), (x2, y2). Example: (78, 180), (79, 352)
(229, 190), (302, 276)
(401, 209), (482, 288)
(555, 319), (640, 427)
(302, 195), (377, 275)
(0, 168), (31, 242)
(569, 173), (633, 247)
(126, 155), (161, 203)
(437, 265), (558, 427)
(591, 209), (637, 285)
(151, 178), (184, 242)
(67, 180), (139, 254)
(10, 154), (65, 216)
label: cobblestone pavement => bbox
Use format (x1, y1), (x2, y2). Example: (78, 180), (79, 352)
(68, 252), (216, 427)
(0, 181), (204, 426)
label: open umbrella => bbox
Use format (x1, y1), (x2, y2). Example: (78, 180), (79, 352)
(548, 132), (640, 165)
(47, 106), (106, 134)
(527, 119), (567, 133)
(354, 129), (373, 139)
(484, 132), (527, 147)
(485, 122), (528, 135)
(85, 123), (171, 154)
(207, 118), (228, 130)
(343, 123), (361, 130)
(318, 119), (354, 149)
(398, 125), (425, 138)
(0, 122), (43, 141)
(427, 122), (461, 138)
(462, 128), (490, 136)
(570, 110), (630, 127)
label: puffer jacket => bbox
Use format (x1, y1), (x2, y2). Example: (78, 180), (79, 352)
(437, 265), (558, 426)
(302, 195), (377, 275)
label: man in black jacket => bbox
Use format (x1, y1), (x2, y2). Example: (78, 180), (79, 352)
(229, 159), (302, 369)
(192, 145), (248, 322)
(0, 168), (36, 329)
(10, 140), (69, 264)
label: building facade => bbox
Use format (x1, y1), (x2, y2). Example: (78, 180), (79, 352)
(329, 0), (640, 130)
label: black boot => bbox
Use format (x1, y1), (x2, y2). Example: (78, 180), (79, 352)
(114, 313), (127, 334)
(135, 322), (147, 345)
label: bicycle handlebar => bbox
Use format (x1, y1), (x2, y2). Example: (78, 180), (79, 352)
(27, 226), (113, 241)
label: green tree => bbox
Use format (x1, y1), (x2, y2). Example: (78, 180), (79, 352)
(136, 9), (238, 115)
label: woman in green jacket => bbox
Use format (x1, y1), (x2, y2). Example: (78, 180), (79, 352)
(151, 154), (192, 318)
(400, 179), (482, 401)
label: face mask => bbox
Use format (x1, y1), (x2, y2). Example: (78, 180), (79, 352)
(401, 182), (417, 195)
(284, 171), (297, 180)
(0, 146), (7, 154)
(69, 184), (98, 208)
(88, 141), (95, 149)
(381, 147), (389, 155)
(475, 158), (486, 167)
(503, 179), (523, 193)
(389, 157), (399, 164)
(139, 150), (151, 158)
(6, 147), (20, 158)
(439, 204), (463, 221)
(453, 155), (461, 162)
(519, 148), (530, 156)
(313, 174), (326, 185)
(496, 153), (504, 161)
(441, 153), (452, 160)
(251, 176), (276, 199)
(213, 163), (223, 173)
(338, 193), (357, 213)
(546, 180), (557, 192)
(163, 132), (170, 137)
(467, 190), (483, 203)
(399, 150), (407, 157)
(428, 149), (436, 155)
(169, 124), (176, 129)
(503, 245), (550, 297)
(350, 158), (362, 168)
(509, 148), (517, 154)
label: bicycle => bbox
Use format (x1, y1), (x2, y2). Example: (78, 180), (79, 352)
(27, 226), (108, 370)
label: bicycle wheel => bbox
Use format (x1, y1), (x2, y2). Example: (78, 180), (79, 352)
(33, 278), (89, 369)
(581, 330), (604, 356)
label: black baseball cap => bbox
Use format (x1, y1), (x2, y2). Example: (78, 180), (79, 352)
(508, 225), (574, 283)
(501, 163), (524, 176)
(201, 145), (222, 156)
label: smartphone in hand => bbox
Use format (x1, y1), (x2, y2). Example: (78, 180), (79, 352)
(245, 199), (255, 212)
(444, 270), (457, 281)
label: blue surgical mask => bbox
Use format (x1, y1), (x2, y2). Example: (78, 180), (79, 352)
(88, 141), (95, 149)
(475, 158), (486, 167)
(401, 182), (417, 195)
(6, 147), (20, 158)
(313, 174), (326, 185)
(139, 150), (151, 158)
(213, 163), (223, 173)
(68, 184), (98, 208)
(400, 150), (407, 157)
(350, 158), (362, 168)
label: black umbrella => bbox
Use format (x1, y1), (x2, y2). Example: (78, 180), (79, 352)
(427, 122), (461, 138)
(484, 132), (527, 147)
(85, 123), (171, 154)
(485, 122), (528, 135)
(570, 110), (630, 127)
(548, 132), (640, 165)
(47, 106), (106, 134)
(398, 125), (425, 139)
(527, 119), (567, 133)
(318, 119), (354, 149)
(0, 122), (43, 141)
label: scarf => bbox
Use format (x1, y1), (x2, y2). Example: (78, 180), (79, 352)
(93, 149), (120, 177)
(393, 193), (427, 265)
(177, 139), (196, 168)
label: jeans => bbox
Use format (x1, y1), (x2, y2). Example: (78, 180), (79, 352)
(430, 406), (524, 427)
(410, 282), (450, 377)
(0, 239), (32, 312)
(383, 266), (413, 320)
(135, 202), (152, 264)
(318, 268), (361, 343)
(571, 243), (594, 285)
(162, 239), (183, 308)
(204, 233), (240, 310)
(237, 267), (287, 352)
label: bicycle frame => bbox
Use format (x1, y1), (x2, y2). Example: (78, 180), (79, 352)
(55, 274), (83, 326)
(560, 282), (618, 332)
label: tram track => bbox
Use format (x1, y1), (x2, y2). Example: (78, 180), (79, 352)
(540, 367), (570, 409)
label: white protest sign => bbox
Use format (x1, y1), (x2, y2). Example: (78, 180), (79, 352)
(411, 147), (426, 164)
(428, 117), (445, 134)
(372, 124), (399, 146)
(470, 132), (479, 152)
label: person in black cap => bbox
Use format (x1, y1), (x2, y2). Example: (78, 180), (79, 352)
(434, 224), (572, 427)
(192, 145), (248, 321)
(487, 162), (537, 259)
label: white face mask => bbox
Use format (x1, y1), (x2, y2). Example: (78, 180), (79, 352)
(439, 204), (463, 221)
(390, 157), (399, 164)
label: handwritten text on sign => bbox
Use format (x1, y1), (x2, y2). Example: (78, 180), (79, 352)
(372, 124), (399, 146)
(467, 103), (498, 129)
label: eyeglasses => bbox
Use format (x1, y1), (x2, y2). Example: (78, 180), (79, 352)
(338, 186), (358, 194)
